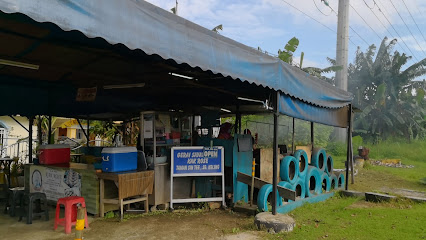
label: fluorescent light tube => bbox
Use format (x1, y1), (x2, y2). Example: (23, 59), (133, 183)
(237, 97), (264, 104)
(169, 72), (193, 79)
(0, 59), (39, 70)
(220, 108), (231, 113)
(103, 83), (145, 89)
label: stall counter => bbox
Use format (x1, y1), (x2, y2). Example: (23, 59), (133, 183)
(25, 163), (118, 215)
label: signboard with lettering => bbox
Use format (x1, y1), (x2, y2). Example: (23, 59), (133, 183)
(172, 147), (222, 175)
(170, 146), (225, 209)
(29, 165), (81, 201)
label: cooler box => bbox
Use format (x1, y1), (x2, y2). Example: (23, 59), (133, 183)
(39, 144), (71, 165)
(101, 146), (137, 172)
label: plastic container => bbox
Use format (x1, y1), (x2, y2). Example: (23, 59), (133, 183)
(101, 146), (137, 172)
(146, 156), (168, 165)
(170, 132), (181, 139)
(39, 144), (70, 165)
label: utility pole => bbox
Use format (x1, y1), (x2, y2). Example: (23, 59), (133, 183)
(333, 0), (350, 141)
(175, 0), (178, 15)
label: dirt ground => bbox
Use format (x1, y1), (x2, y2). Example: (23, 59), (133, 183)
(0, 205), (263, 240)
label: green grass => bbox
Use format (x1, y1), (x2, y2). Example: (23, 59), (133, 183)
(268, 196), (426, 240)
(364, 140), (426, 184)
(331, 139), (426, 191)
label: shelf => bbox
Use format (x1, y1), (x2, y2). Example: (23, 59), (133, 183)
(145, 143), (180, 147)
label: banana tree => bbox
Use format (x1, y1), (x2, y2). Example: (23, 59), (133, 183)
(348, 37), (426, 140)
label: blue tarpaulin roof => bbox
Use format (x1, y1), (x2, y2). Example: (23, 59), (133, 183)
(0, 0), (352, 127)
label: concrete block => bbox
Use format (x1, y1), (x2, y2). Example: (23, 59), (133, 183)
(341, 190), (365, 198)
(254, 212), (295, 233)
(405, 196), (426, 203)
(233, 204), (258, 216)
(365, 192), (396, 202)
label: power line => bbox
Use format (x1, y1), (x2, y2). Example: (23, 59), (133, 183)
(400, 0), (426, 56)
(389, 0), (426, 57)
(278, 0), (336, 34)
(363, 0), (375, 10)
(361, 0), (411, 55)
(374, 0), (420, 62)
(312, 0), (332, 16)
(349, 4), (382, 41)
(349, 26), (369, 46)
(327, 4), (369, 48)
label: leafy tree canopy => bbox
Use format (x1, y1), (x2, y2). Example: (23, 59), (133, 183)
(348, 37), (426, 141)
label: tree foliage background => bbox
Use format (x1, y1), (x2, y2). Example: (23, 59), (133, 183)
(348, 37), (426, 142)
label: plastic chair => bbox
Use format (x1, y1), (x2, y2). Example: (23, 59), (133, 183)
(17, 192), (49, 224)
(7, 187), (24, 217)
(54, 196), (89, 234)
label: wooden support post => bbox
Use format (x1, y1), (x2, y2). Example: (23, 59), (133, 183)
(28, 117), (34, 163)
(99, 178), (104, 217)
(74, 206), (86, 240)
(272, 91), (279, 215)
(250, 159), (255, 206)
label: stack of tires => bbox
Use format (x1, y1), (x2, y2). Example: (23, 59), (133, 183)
(257, 148), (345, 212)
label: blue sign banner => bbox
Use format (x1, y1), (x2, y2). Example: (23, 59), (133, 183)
(172, 147), (223, 175)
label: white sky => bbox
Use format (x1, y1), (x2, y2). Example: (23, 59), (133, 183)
(145, 0), (426, 77)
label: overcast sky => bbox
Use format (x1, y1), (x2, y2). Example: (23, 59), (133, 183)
(145, 0), (426, 74)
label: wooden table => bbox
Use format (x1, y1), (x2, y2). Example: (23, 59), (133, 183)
(0, 158), (14, 187)
(96, 170), (154, 220)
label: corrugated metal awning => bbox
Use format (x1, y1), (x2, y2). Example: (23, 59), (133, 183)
(0, 0), (352, 109)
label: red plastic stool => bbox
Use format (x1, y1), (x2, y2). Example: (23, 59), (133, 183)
(54, 196), (89, 234)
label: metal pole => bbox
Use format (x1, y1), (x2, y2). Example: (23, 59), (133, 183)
(236, 105), (241, 134)
(86, 119), (90, 147)
(28, 117), (34, 163)
(37, 116), (42, 146)
(250, 158), (255, 207)
(334, 0), (350, 141)
(48, 116), (52, 144)
(349, 106), (354, 184)
(272, 91), (279, 215)
(311, 122), (314, 152)
(292, 118), (295, 154)
(140, 113), (144, 151)
(9, 115), (29, 132)
(345, 104), (352, 190)
(238, 115), (242, 134)
(122, 121), (127, 145)
(74, 206), (86, 240)
(191, 115), (195, 146)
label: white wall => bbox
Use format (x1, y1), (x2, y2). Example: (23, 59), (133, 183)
(0, 115), (38, 152)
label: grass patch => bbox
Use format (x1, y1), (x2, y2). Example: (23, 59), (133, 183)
(267, 196), (426, 240)
(331, 139), (426, 191)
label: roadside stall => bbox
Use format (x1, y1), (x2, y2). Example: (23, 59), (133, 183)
(0, 0), (353, 226)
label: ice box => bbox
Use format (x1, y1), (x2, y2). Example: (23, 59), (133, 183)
(39, 144), (71, 165)
(101, 146), (137, 172)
